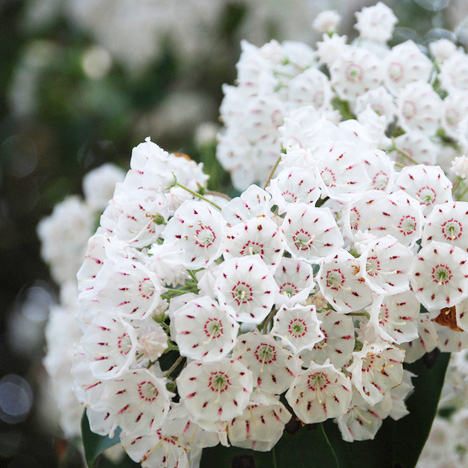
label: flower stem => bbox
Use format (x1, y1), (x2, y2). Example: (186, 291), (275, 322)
(320, 423), (340, 468)
(264, 155), (282, 189)
(272, 446), (278, 468)
(174, 180), (222, 210)
(164, 355), (185, 378)
(205, 190), (232, 202)
(391, 141), (419, 165)
(262, 308), (278, 334)
(457, 183), (468, 201)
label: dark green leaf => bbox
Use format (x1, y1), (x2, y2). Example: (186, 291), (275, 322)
(81, 411), (121, 468)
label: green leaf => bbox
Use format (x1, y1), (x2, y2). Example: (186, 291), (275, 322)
(81, 411), (121, 468)
(201, 351), (450, 468)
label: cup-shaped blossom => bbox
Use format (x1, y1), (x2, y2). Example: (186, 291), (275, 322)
(337, 391), (393, 442)
(317, 249), (373, 314)
(348, 342), (404, 405)
(359, 235), (413, 296)
(177, 359), (253, 426)
(346, 191), (423, 248)
(281, 203), (344, 262)
(83, 256), (166, 321)
(365, 291), (420, 345)
(286, 360), (352, 424)
(111, 187), (170, 248)
(267, 167), (321, 213)
(362, 149), (396, 192)
(288, 67), (332, 110)
(397, 81), (442, 135)
(400, 314), (439, 363)
(383, 41), (433, 96)
(221, 185), (273, 227)
(330, 47), (384, 104)
(172, 295), (239, 361)
(214, 255), (279, 324)
(163, 200), (226, 269)
(120, 430), (189, 468)
(314, 142), (371, 202)
(422, 202), (468, 252)
(410, 241), (468, 311)
(81, 314), (138, 379)
(228, 390), (292, 452)
(222, 216), (286, 270)
(395, 165), (452, 216)
(274, 257), (315, 307)
(300, 310), (355, 369)
(271, 304), (324, 353)
(104, 368), (172, 437)
(232, 331), (301, 394)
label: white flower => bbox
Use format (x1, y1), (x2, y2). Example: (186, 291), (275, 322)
(267, 167), (321, 213)
(228, 390), (291, 451)
(232, 331), (301, 394)
(330, 47), (383, 104)
(300, 310), (355, 369)
(337, 391), (392, 442)
(397, 81), (442, 135)
(358, 235), (413, 296)
(410, 241), (468, 311)
(316, 33), (348, 67)
(395, 165), (452, 215)
(281, 203), (344, 262)
(286, 360), (352, 424)
(451, 155), (468, 179)
(274, 257), (315, 307)
(439, 51), (468, 93)
(355, 86), (396, 125)
(348, 341), (404, 405)
(214, 255), (278, 324)
(288, 68), (332, 111)
(430, 38), (457, 63)
(172, 295), (239, 361)
(400, 314), (439, 363)
(365, 291), (420, 344)
(222, 215), (286, 270)
(384, 41), (433, 96)
(177, 359), (253, 427)
(441, 91), (468, 139)
(317, 249), (373, 314)
(313, 10), (341, 34)
(104, 368), (172, 437)
(423, 201), (468, 252)
(163, 200), (226, 269)
(271, 304), (324, 353)
(354, 2), (397, 43)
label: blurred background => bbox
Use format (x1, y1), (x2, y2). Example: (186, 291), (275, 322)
(1, 0), (468, 466)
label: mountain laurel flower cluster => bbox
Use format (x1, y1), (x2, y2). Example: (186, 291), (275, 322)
(68, 4), (468, 468)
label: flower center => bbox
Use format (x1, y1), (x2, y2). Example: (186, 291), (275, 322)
(240, 240), (264, 257)
(402, 101), (417, 119)
(232, 282), (253, 305)
(203, 318), (223, 339)
(117, 333), (132, 355)
(326, 269), (345, 291)
(138, 278), (155, 299)
(442, 219), (463, 240)
(138, 381), (158, 402)
(208, 372), (230, 393)
(293, 229), (314, 251)
(321, 167), (337, 187)
(345, 64), (363, 82)
(366, 255), (380, 277)
(388, 62), (404, 82)
(194, 226), (216, 248)
(280, 282), (299, 297)
(416, 186), (436, 206)
(254, 344), (277, 365)
(288, 318), (308, 337)
(398, 215), (417, 236)
(432, 264), (453, 285)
